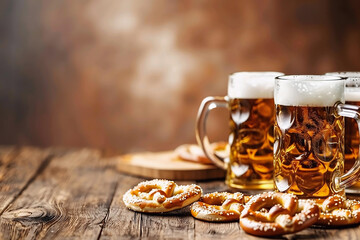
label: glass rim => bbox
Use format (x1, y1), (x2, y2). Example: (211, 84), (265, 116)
(275, 75), (346, 81)
(230, 71), (284, 78)
(325, 72), (360, 78)
(325, 72), (360, 88)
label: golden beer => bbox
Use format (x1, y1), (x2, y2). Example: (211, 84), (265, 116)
(274, 75), (360, 199)
(274, 105), (345, 198)
(227, 98), (275, 189)
(344, 94), (360, 190)
(197, 72), (283, 190)
(344, 100), (360, 172)
(325, 72), (360, 190)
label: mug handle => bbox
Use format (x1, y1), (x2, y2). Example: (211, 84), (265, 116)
(336, 103), (360, 190)
(196, 96), (229, 169)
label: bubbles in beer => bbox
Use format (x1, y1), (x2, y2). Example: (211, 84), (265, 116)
(227, 72), (282, 189)
(253, 160), (273, 179)
(239, 129), (265, 150)
(312, 130), (339, 162)
(295, 159), (326, 195)
(343, 100), (360, 178)
(274, 105), (344, 198)
(256, 101), (273, 119)
(325, 72), (360, 187)
(288, 131), (311, 161)
(228, 98), (275, 188)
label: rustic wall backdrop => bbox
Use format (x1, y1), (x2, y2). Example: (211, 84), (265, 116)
(0, 0), (360, 152)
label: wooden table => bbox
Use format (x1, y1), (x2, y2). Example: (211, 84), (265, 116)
(1, 146), (360, 240)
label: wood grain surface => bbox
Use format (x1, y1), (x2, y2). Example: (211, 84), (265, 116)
(1, 146), (360, 239)
(115, 151), (225, 181)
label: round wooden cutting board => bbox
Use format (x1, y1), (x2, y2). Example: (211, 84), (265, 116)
(116, 151), (225, 180)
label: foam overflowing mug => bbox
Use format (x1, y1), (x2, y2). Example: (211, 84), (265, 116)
(274, 75), (360, 199)
(196, 72), (283, 190)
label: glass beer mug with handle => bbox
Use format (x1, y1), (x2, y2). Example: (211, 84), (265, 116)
(196, 72), (283, 190)
(274, 75), (360, 199)
(325, 72), (360, 193)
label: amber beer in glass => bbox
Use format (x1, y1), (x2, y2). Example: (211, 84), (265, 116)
(274, 75), (360, 199)
(326, 72), (360, 191)
(196, 72), (283, 190)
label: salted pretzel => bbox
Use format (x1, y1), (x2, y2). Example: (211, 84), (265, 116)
(315, 194), (360, 226)
(240, 192), (319, 237)
(191, 192), (249, 222)
(123, 179), (202, 213)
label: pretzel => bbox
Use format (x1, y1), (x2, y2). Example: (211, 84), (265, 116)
(175, 142), (228, 165)
(175, 144), (212, 164)
(191, 192), (248, 222)
(240, 192), (319, 236)
(315, 195), (360, 226)
(123, 179), (202, 213)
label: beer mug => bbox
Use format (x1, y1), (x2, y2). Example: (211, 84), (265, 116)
(274, 75), (360, 199)
(196, 72), (283, 190)
(326, 72), (360, 192)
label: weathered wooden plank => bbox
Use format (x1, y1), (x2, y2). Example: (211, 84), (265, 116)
(0, 146), (53, 214)
(98, 174), (143, 240)
(194, 221), (241, 240)
(2, 146), (360, 239)
(139, 196), (195, 239)
(99, 178), (196, 240)
(138, 180), (195, 240)
(139, 181), (195, 240)
(193, 181), (240, 240)
(0, 149), (119, 240)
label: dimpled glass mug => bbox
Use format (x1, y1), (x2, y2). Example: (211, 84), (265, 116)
(325, 72), (360, 192)
(196, 72), (283, 190)
(274, 75), (360, 199)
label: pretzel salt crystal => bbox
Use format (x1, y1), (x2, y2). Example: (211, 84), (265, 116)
(191, 192), (247, 222)
(123, 179), (202, 213)
(240, 192), (319, 236)
(315, 194), (360, 226)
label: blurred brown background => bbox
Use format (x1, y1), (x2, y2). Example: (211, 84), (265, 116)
(0, 0), (360, 153)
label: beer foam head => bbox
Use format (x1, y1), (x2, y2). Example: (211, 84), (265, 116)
(228, 72), (283, 99)
(345, 90), (360, 101)
(326, 72), (360, 101)
(326, 72), (360, 79)
(326, 72), (360, 87)
(275, 75), (345, 106)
